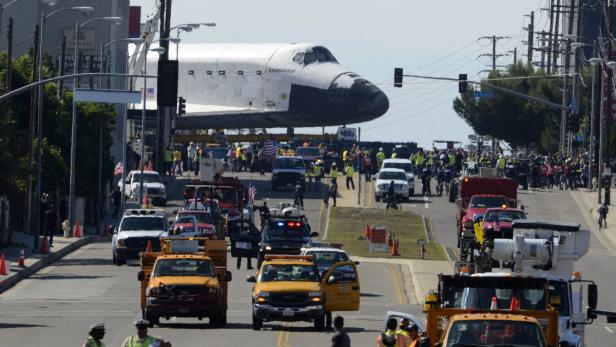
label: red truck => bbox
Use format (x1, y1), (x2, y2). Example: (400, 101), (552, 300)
(481, 207), (526, 241)
(455, 176), (517, 260)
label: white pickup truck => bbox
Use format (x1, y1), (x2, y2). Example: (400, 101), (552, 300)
(118, 170), (167, 205)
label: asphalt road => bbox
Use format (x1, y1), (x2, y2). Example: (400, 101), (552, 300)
(0, 172), (417, 346)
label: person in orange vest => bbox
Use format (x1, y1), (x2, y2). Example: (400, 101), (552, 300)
(407, 324), (420, 347)
(377, 317), (398, 346)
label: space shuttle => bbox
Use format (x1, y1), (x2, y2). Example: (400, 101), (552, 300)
(137, 43), (389, 130)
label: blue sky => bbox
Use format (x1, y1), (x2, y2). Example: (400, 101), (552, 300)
(131, 0), (545, 147)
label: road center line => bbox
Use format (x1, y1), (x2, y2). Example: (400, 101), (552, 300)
(424, 195), (429, 209)
(387, 264), (406, 305)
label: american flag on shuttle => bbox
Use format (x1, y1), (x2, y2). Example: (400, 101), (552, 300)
(248, 183), (257, 205)
(114, 162), (123, 176)
(263, 139), (279, 156)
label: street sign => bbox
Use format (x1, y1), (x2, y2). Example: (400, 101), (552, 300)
(473, 91), (495, 99)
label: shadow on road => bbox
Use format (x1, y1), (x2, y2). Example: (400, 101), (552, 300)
(360, 292), (383, 298)
(55, 257), (112, 267)
(29, 274), (111, 280)
(0, 323), (50, 329)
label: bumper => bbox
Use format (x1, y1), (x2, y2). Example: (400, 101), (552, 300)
(146, 299), (224, 318)
(254, 304), (323, 322)
(115, 247), (141, 260)
(151, 196), (167, 205)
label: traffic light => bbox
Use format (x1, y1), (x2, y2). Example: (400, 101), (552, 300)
(458, 74), (468, 94)
(394, 68), (403, 88)
(178, 97), (186, 116)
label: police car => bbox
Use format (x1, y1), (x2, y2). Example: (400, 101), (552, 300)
(300, 243), (353, 276)
(112, 209), (168, 266)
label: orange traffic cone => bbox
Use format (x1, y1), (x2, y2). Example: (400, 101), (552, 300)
(74, 221), (81, 238)
(388, 232), (393, 247)
(490, 296), (498, 310)
(145, 240), (153, 253)
(40, 237), (49, 254)
(0, 254), (7, 275)
(147, 162), (153, 171)
(103, 224), (109, 237)
(391, 238), (401, 256)
(364, 224), (371, 240)
(143, 195), (150, 208)
(18, 249), (25, 267)
(509, 296), (520, 311)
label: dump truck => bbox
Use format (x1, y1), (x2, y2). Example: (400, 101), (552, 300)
(138, 237), (232, 327)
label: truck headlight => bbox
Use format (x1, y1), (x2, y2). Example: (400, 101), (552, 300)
(117, 239), (125, 247)
(146, 287), (159, 296)
(208, 287), (218, 294)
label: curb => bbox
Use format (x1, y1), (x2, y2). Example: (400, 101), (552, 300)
(0, 236), (108, 295)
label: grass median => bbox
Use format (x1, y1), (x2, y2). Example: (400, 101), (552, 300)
(326, 207), (447, 260)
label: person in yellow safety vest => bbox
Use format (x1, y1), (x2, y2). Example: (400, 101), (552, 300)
(313, 161), (323, 190)
(395, 318), (411, 347)
(306, 164), (315, 191)
(164, 146), (173, 176)
(345, 162), (355, 190)
(330, 163), (339, 184)
(415, 151), (425, 166)
(391, 149), (397, 159)
(377, 317), (399, 347)
(82, 323), (106, 347)
(121, 319), (171, 347)
(426, 153), (434, 166)
(376, 147), (386, 168)
(172, 147), (182, 175)
(496, 154), (506, 177)
(342, 148), (349, 162)
(448, 152), (456, 167)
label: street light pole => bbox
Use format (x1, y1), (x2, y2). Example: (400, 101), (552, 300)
(589, 56), (601, 190)
(139, 43), (149, 205)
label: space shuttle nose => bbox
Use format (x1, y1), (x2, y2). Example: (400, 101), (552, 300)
(349, 79), (389, 120)
(368, 88), (389, 117)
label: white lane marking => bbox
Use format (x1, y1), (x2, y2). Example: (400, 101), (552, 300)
(606, 326), (614, 333)
(424, 195), (429, 209)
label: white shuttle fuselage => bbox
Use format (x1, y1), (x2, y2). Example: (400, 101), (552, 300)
(135, 43), (389, 129)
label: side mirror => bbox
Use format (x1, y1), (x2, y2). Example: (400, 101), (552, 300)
(310, 231), (319, 238)
(327, 276), (337, 284)
(137, 271), (145, 282)
(246, 275), (256, 283)
(371, 176), (377, 181)
(588, 283), (598, 309)
(113, 227), (118, 234)
(520, 205), (525, 211)
(226, 271), (232, 282)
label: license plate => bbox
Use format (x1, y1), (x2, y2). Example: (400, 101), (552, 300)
(282, 309), (295, 317)
(236, 242), (251, 250)
(179, 307), (190, 314)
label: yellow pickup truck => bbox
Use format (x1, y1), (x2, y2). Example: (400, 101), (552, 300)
(137, 237), (232, 327)
(246, 255), (360, 331)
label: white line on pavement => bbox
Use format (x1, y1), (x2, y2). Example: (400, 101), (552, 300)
(424, 195), (429, 209)
(606, 326), (614, 333)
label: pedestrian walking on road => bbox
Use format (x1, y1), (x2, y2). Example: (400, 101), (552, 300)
(172, 147), (182, 176)
(324, 180), (338, 207)
(294, 181), (305, 209)
(82, 322), (106, 347)
(599, 203), (609, 229)
(111, 187), (122, 219)
(331, 315), (351, 347)
(345, 163), (355, 190)
(121, 319), (171, 347)
(44, 204), (57, 248)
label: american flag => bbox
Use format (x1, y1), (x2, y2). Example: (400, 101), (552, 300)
(263, 139), (279, 156)
(248, 183), (257, 205)
(114, 162), (123, 176)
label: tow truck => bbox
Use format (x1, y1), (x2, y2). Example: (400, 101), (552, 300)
(246, 255), (360, 331)
(137, 237), (232, 327)
(453, 219), (616, 346)
(454, 176), (517, 261)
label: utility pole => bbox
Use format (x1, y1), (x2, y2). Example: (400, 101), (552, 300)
(57, 36), (65, 98)
(527, 11), (534, 65)
(26, 24), (40, 242)
(561, 0), (575, 154)
(5, 17), (12, 90)
(552, 0), (561, 73)
(547, 0), (555, 73)
(605, 0), (613, 205)
(156, 0), (175, 174)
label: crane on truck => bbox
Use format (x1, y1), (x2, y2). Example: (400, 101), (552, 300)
(452, 219), (616, 347)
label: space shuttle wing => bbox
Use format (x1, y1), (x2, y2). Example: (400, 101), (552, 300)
(175, 103), (288, 130)
(185, 103), (264, 115)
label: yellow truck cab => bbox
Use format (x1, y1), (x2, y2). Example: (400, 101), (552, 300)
(137, 237), (231, 327)
(426, 311), (555, 347)
(246, 255), (359, 331)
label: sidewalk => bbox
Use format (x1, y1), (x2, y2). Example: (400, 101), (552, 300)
(571, 188), (616, 252)
(0, 230), (108, 295)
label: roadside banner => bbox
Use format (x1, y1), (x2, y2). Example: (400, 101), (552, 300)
(369, 225), (388, 253)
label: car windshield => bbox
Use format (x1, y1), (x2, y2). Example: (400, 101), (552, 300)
(484, 210), (526, 222)
(470, 196), (508, 208)
(383, 162), (413, 173)
(274, 158), (305, 169)
(120, 217), (166, 231)
(259, 264), (319, 282)
(446, 320), (546, 347)
(267, 220), (310, 238)
(179, 213), (212, 224)
(132, 173), (162, 183)
(296, 147), (321, 157)
(153, 258), (214, 277)
(206, 147), (228, 159)
(379, 171), (407, 181)
(461, 287), (547, 311)
(306, 251), (350, 267)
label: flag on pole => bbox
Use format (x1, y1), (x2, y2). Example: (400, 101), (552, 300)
(248, 182), (257, 205)
(114, 162), (123, 176)
(263, 139), (279, 156)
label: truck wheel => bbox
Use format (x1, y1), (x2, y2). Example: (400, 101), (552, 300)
(115, 254), (125, 266)
(112, 253), (117, 265)
(252, 311), (263, 330)
(145, 309), (159, 327)
(211, 310), (227, 328)
(314, 314), (325, 331)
